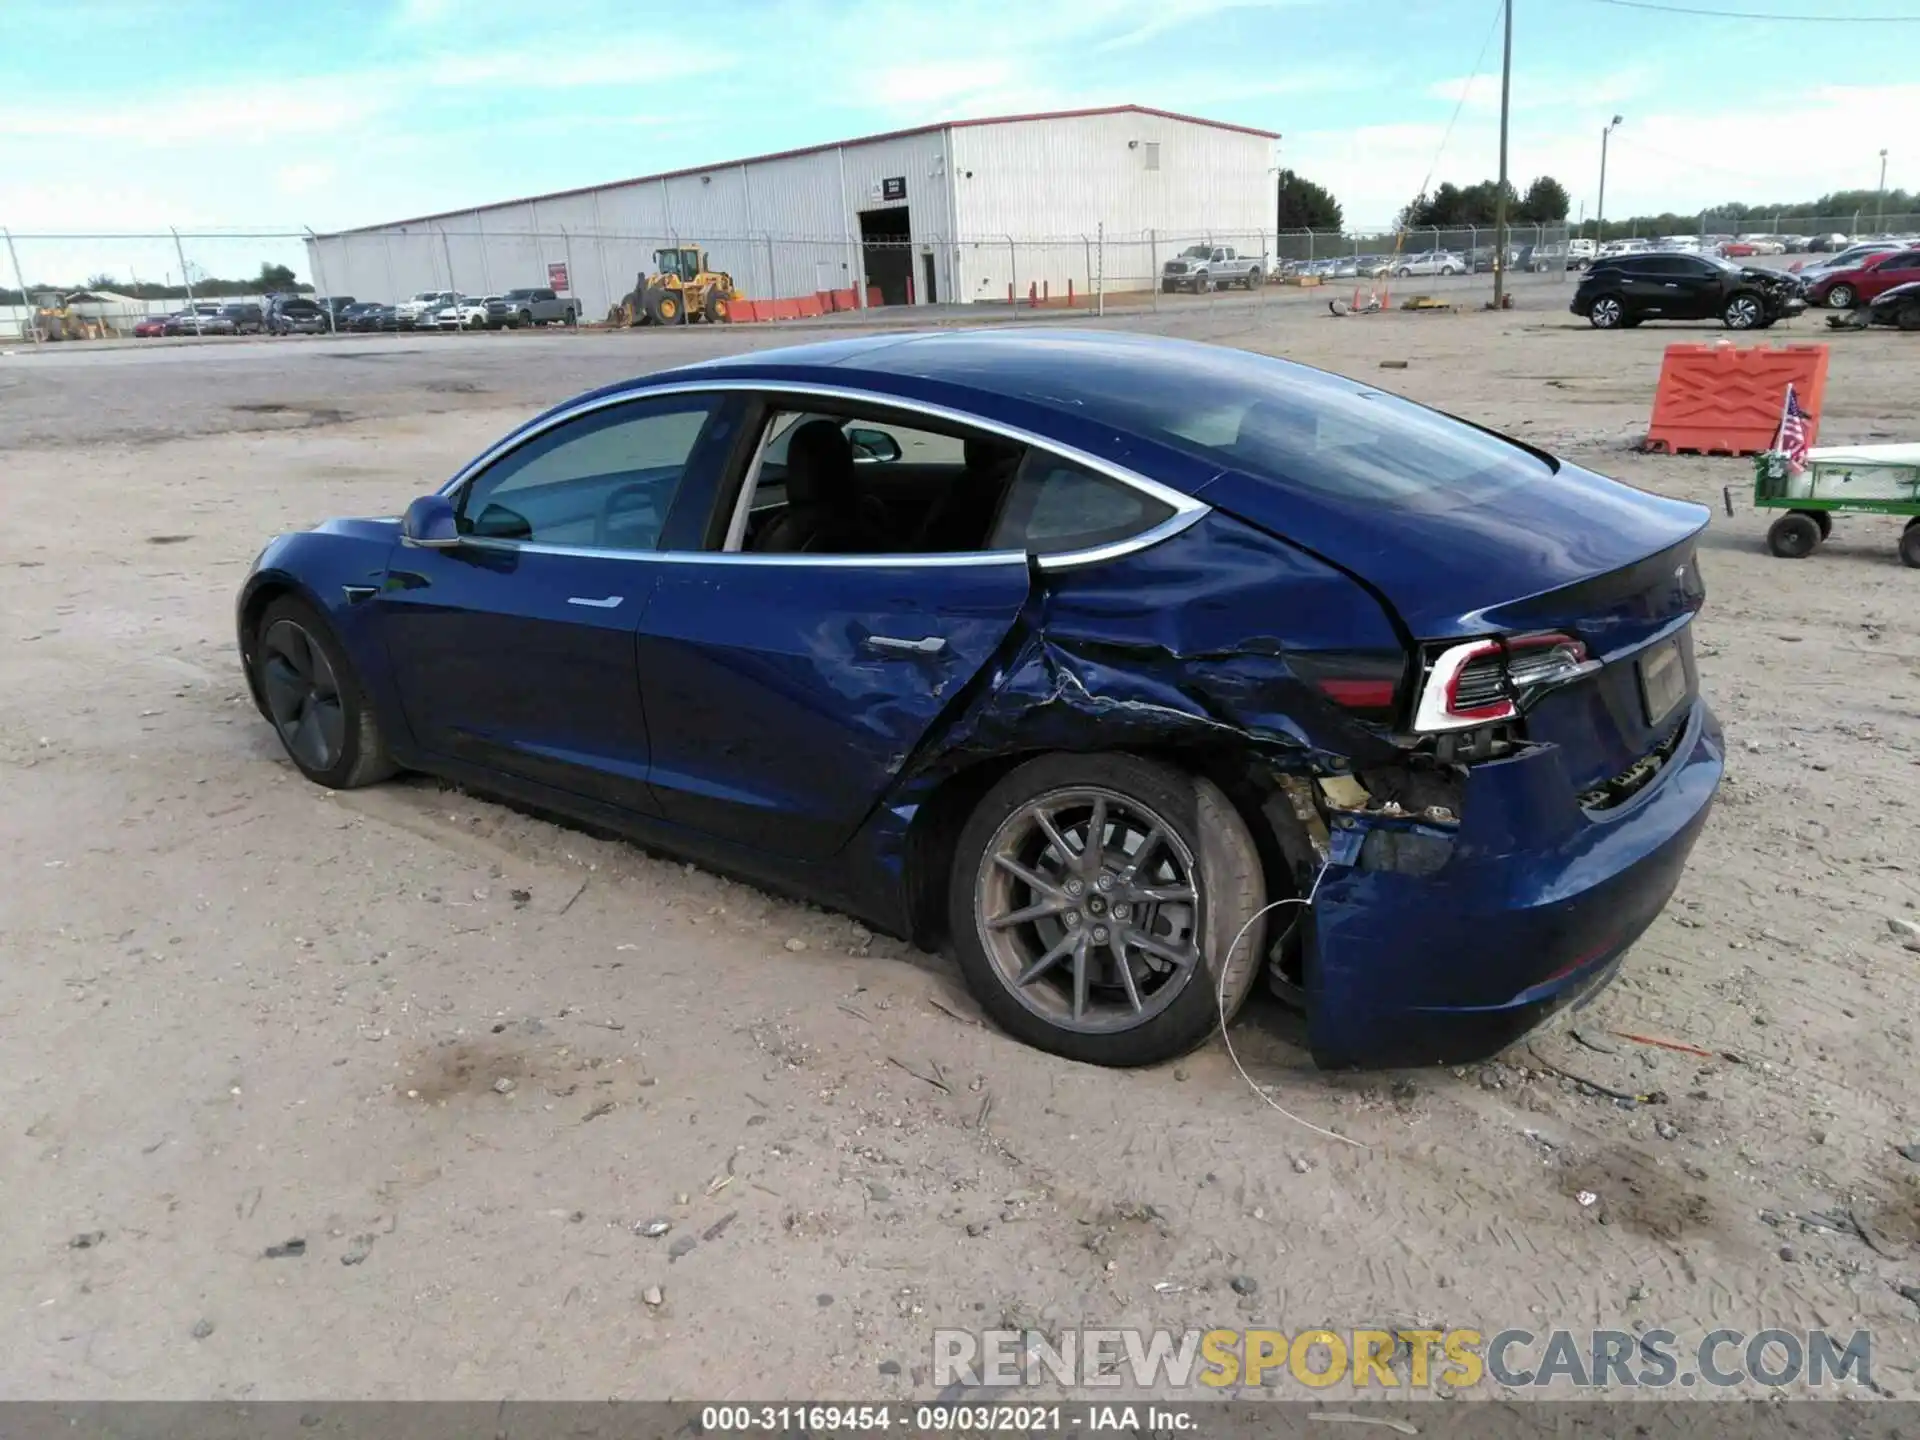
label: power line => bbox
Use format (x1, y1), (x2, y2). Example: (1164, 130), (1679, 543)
(1587, 0), (1920, 20)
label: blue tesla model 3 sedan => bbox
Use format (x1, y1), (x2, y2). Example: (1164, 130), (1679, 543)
(236, 330), (1723, 1069)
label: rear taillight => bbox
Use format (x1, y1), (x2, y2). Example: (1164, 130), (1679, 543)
(1413, 632), (1596, 732)
(1291, 651), (1408, 724)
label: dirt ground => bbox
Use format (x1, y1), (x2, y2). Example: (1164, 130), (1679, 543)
(3, 290), (1919, 1403)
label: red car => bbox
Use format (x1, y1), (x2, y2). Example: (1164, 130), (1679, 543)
(1719, 240), (1758, 258)
(1808, 247), (1920, 309)
(132, 314), (171, 337)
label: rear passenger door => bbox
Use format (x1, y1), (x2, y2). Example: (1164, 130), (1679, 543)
(1865, 250), (1920, 300)
(631, 398), (1187, 861)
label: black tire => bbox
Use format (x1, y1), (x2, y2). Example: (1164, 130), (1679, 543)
(1588, 294), (1627, 329)
(252, 595), (396, 790)
(1902, 524), (1920, 570)
(946, 752), (1268, 1068)
(1809, 510), (1832, 539)
(1897, 304), (1920, 332)
(1766, 512), (1821, 559)
(1826, 283), (1856, 310)
(1723, 292), (1764, 330)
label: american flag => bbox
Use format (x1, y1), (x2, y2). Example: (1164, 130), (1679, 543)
(1774, 384), (1812, 473)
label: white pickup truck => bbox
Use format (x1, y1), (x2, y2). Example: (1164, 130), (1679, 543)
(1161, 244), (1265, 293)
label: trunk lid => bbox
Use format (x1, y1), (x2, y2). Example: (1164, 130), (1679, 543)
(1195, 458), (1709, 641)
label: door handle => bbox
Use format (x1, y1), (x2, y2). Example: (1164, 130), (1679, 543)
(865, 633), (947, 655)
(567, 595), (624, 609)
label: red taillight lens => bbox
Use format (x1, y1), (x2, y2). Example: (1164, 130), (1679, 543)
(1414, 632), (1595, 733)
(1292, 652), (1408, 723)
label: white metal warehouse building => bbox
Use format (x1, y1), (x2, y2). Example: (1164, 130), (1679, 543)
(304, 105), (1278, 318)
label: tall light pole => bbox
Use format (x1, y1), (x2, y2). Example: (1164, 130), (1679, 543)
(1878, 148), (1889, 231)
(1492, 0), (1513, 308)
(1597, 114), (1623, 241)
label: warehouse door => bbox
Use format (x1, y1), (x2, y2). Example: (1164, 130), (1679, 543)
(859, 207), (912, 306)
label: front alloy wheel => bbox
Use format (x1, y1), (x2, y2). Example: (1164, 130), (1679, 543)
(1724, 294), (1763, 329)
(948, 754), (1267, 1067)
(1589, 295), (1625, 328)
(1825, 283), (1856, 309)
(252, 596), (396, 790)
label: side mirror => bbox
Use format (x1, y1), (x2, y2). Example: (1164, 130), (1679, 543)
(846, 427), (903, 463)
(400, 494), (462, 548)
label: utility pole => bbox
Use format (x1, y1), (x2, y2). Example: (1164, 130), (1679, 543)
(1598, 114), (1623, 242)
(1492, 0), (1512, 308)
(1878, 148), (1889, 230)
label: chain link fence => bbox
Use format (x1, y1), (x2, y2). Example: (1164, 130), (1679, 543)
(42, 213), (1908, 339)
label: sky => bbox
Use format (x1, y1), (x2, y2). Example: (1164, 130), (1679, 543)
(2, 0), (1916, 286)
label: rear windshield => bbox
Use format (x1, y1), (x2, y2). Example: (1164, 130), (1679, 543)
(1018, 346), (1552, 509)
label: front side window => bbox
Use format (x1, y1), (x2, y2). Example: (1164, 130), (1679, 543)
(458, 396), (721, 552)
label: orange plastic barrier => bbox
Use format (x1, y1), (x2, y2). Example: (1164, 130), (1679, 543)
(731, 299), (760, 322)
(797, 295), (824, 318)
(1643, 342), (1829, 457)
(868, 286), (883, 308)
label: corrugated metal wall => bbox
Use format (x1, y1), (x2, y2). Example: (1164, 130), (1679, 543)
(952, 113), (1272, 300)
(304, 112), (1268, 314)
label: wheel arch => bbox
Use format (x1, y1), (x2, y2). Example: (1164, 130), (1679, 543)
(900, 738), (1311, 956)
(237, 570), (332, 714)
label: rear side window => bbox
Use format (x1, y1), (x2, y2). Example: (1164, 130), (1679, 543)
(989, 456), (1173, 555)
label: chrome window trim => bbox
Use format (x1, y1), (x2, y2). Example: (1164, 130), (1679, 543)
(438, 378), (1210, 572)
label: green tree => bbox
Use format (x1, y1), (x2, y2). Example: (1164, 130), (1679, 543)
(1518, 176), (1570, 223)
(1276, 169), (1343, 232)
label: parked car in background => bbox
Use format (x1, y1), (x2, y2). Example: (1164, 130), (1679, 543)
(1794, 241), (1901, 281)
(314, 296), (356, 329)
(346, 303), (399, 332)
(268, 297), (329, 334)
(222, 302), (264, 335)
(486, 287), (582, 328)
(1857, 279), (1920, 330)
(165, 303), (234, 336)
(132, 314), (171, 338)
(235, 329), (1723, 1070)
(1807, 233), (1851, 252)
(1719, 240), (1758, 258)
(1160, 245), (1264, 292)
(1392, 250), (1464, 277)
(1597, 239), (1651, 259)
(1806, 248), (1920, 309)
(1574, 251), (1806, 330)
(394, 290), (455, 325)
(1735, 235), (1786, 255)
(1566, 238), (1596, 267)
(1356, 255), (1394, 278)
(430, 295), (490, 330)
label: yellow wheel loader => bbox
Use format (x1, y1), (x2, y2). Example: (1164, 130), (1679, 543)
(610, 246), (739, 326)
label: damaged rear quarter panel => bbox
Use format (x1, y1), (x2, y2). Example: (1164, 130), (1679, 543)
(870, 512), (1409, 933)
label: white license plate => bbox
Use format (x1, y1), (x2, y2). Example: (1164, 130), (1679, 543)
(1639, 638), (1687, 726)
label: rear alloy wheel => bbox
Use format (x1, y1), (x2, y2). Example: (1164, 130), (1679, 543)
(1724, 293), (1763, 329)
(1826, 283), (1856, 310)
(1766, 512), (1821, 559)
(1588, 295), (1625, 329)
(253, 596), (396, 789)
(1897, 304), (1920, 332)
(949, 753), (1267, 1068)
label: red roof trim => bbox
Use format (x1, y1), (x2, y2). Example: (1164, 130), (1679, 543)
(314, 104), (1281, 236)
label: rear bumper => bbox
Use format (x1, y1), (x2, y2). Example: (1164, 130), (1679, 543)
(1305, 696), (1723, 1069)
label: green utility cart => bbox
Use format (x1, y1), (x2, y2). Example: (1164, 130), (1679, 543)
(1726, 443), (1920, 566)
